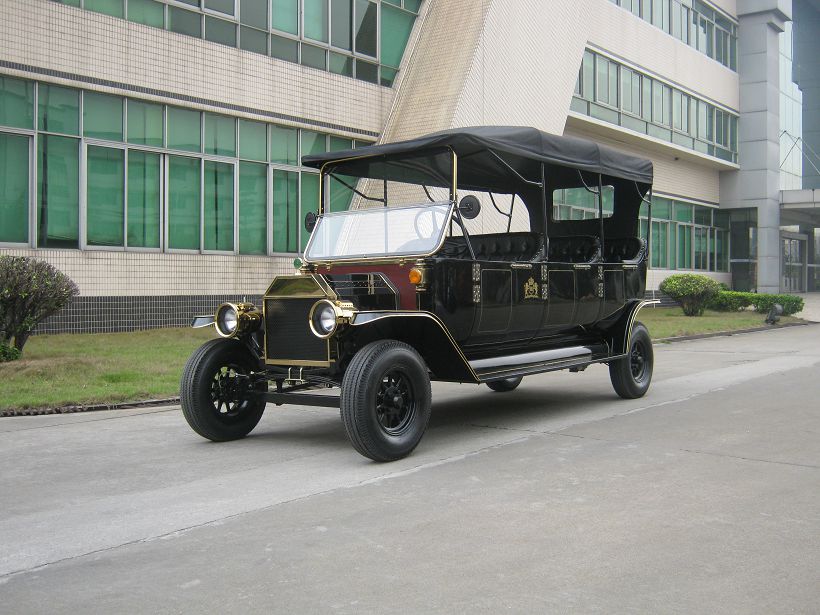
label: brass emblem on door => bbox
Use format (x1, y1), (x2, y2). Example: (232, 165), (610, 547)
(524, 277), (539, 300)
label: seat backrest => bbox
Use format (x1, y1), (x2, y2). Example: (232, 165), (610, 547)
(547, 235), (601, 263)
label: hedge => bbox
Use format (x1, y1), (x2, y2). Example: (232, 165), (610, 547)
(706, 291), (803, 316)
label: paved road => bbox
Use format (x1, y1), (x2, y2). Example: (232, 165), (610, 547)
(1, 325), (819, 614)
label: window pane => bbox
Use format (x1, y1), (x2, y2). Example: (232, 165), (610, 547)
(272, 169), (298, 252)
(301, 130), (326, 157)
(354, 0), (377, 57)
(239, 161), (266, 254)
(204, 0), (234, 15)
(380, 65), (397, 87)
(85, 0), (124, 18)
(87, 146), (125, 246)
(127, 150), (161, 248)
(305, 0), (329, 42)
(380, 4), (414, 68)
(204, 161), (234, 251)
(329, 52), (353, 76)
(168, 7), (202, 37)
(355, 59), (378, 84)
(270, 125), (298, 164)
(582, 51), (594, 100)
(37, 135), (79, 248)
(204, 113), (236, 156)
(38, 84), (79, 135)
(168, 156), (201, 250)
(300, 172), (318, 249)
(84, 92), (123, 141)
(271, 0), (298, 34)
(331, 0), (352, 50)
(128, 0), (164, 27)
(205, 16), (237, 46)
(329, 174), (355, 212)
(127, 99), (163, 147)
(270, 34), (299, 62)
(404, 0), (421, 11)
(168, 107), (201, 152)
(240, 26), (268, 53)
(329, 136), (352, 151)
(238, 119), (266, 161)
(0, 76), (35, 129)
(0, 132), (29, 243)
(301, 44), (327, 70)
(240, 0), (266, 26)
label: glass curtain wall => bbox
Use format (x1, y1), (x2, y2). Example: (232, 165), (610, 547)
(0, 75), (364, 254)
(608, 0), (737, 70)
(52, 0), (421, 87)
(573, 50), (738, 163)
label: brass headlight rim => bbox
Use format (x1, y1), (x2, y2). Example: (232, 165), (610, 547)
(215, 303), (240, 338)
(308, 299), (339, 339)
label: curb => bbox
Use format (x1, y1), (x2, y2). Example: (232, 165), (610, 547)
(654, 320), (814, 344)
(2, 321), (816, 418)
(0, 397), (180, 418)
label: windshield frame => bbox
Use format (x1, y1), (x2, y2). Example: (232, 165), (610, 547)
(303, 200), (456, 263)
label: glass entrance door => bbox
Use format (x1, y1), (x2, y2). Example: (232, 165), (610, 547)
(781, 237), (804, 292)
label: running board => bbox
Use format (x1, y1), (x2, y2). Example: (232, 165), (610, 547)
(470, 344), (610, 382)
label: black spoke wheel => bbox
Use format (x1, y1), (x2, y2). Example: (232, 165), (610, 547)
(181, 338), (267, 441)
(341, 340), (431, 462)
(609, 321), (653, 399)
(486, 376), (523, 392)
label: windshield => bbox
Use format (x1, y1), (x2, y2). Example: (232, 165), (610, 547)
(304, 202), (453, 261)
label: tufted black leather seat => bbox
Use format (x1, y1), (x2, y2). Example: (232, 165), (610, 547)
(547, 235), (601, 263)
(602, 237), (644, 263)
(439, 232), (542, 261)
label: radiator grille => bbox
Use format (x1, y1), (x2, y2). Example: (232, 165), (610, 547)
(264, 298), (329, 364)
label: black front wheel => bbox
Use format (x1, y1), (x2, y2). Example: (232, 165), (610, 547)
(609, 321), (653, 399)
(340, 340), (432, 462)
(180, 338), (267, 441)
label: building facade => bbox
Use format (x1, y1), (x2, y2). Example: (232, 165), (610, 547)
(0, 0), (817, 333)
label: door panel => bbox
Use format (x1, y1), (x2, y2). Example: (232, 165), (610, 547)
(478, 268), (512, 332)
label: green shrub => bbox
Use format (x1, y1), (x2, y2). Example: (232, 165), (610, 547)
(0, 343), (21, 363)
(705, 290), (804, 317)
(749, 293), (804, 317)
(0, 256), (79, 355)
(659, 273), (721, 317)
(707, 290), (753, 312)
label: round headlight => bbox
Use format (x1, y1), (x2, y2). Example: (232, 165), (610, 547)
(309, 301), (338, 338)
(216, 304), (238, 337)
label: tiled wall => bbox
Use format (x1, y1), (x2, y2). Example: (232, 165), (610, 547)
(36, 293), (264, 334)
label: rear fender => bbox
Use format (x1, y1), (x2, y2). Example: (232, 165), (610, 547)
(597, 299), (659, 356)
(349, 311), (479, 383)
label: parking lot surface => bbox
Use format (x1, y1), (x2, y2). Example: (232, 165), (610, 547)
(1, 324), (819, 614)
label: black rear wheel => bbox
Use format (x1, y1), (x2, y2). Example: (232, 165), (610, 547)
(340, 340), (431, 462)
(180, 338), (267, 441)
(609, 321), (653, 399)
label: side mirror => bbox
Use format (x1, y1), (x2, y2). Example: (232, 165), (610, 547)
(304, 211), (318, 233)
(458, 195), (481, 220)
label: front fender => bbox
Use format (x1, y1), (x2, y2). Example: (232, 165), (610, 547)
(349, 311), (479, 383)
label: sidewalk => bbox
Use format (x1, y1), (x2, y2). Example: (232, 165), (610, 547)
(795, 292), (820, 322)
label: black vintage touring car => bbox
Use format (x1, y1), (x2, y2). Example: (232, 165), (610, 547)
(181, 126), (657, 461)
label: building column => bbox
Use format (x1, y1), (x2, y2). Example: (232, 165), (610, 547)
(794, 0), (820, 189)
(734, 1), (792, 293)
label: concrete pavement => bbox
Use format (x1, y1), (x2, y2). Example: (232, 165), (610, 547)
(1, 325), (818, 613)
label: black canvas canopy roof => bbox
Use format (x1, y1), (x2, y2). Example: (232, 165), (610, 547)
(302, 126), (653, 192)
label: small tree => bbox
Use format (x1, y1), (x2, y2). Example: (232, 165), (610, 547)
(659, 273), (721, 317)
(0, 256), (79, 354)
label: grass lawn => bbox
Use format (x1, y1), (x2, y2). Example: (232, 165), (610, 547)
(1, 327), (215, 411)
(638, 306), (804, 340)
(0, 308), (807, 411)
